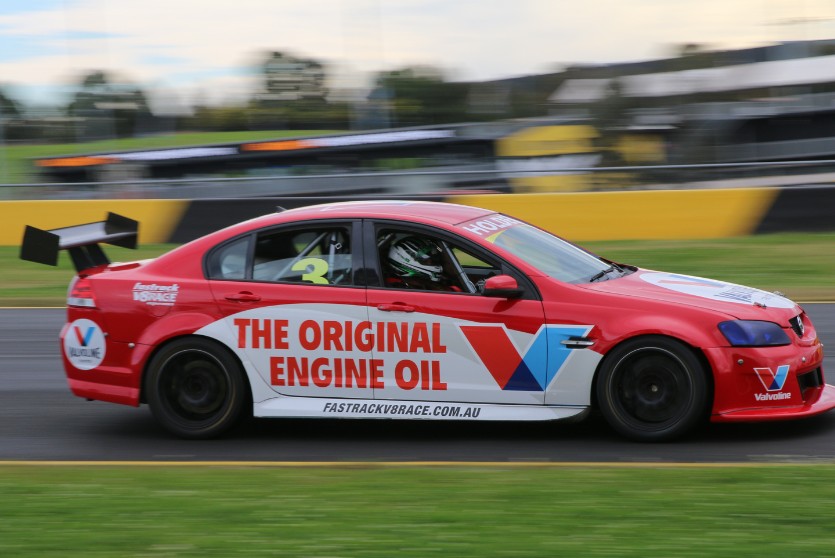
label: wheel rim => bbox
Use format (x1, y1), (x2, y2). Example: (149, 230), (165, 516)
(610, 348), (693, 428)
(158, 350), (231, 424)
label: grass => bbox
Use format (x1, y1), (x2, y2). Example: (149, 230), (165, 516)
(1, 464), (834, 557)
(0, 130), (340, 185)
(4, 232), (835, 306)
(583, 232), (835, 302)
(5, 244), (172, 307)
(5, 234), (835, 556)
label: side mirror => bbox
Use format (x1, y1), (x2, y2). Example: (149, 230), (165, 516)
(482, 274), (524, 298)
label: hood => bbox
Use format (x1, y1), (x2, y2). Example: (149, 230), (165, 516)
(582, 269), (801, 322)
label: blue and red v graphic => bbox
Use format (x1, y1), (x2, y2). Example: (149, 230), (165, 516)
(73, 326), (95, 347)
(755, 365), (790, 392)
(459, 324), (591, 391)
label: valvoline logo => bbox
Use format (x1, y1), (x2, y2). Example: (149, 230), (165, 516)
(64, 319), (106, 370)
(74, 324), (96, 346)
(460, 325), (592, 391)
(755, 365), (790, 392)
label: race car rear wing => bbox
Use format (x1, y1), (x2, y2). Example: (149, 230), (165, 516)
(20, 212), (138, 272)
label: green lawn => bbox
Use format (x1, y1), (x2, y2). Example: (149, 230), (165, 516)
(5, 244), (172, 306)
(0, 130), (340, 184)
(0, 464), (833, 557)
(5, 234), (835, 557)
(5, 232), (835, 306)
(583, 232), (835, 302)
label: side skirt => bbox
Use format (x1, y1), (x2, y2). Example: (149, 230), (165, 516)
(255, 396), (588, 421)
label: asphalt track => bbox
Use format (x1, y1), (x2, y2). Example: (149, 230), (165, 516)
(2, 306), (834, 463)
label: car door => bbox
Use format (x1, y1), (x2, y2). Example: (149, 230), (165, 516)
(364, 220), (548, 405)
(205, 220), (374, 399)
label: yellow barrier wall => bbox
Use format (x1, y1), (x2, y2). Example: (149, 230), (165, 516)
(448, 188), (780, 241)
(0, 188), (783, 246)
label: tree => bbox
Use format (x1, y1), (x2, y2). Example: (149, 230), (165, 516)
(67, 70), (151, 140)
(0, 87), (21, 118)
(0, 87), (30, 145)
(371, 66), (468, 127)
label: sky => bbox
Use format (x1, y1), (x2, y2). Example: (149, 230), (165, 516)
(1, 0), (835, 112)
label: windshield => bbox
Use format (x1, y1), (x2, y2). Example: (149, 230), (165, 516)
(460, 216), (615, 283)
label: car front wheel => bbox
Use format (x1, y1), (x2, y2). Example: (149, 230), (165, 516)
(146, 338), (247, 439)
(596, 336), (709, 442)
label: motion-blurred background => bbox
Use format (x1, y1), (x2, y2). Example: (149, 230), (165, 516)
(4, 7), (835, 556)
(2, 0), (835, 200)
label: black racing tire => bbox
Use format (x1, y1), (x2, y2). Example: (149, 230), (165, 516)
(595, 336), (709, 442)
(145, 337), (247, 439)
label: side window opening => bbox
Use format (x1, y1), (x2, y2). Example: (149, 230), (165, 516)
(207, 236), (251, 280)
(252, 226), (353, 286)
(377, 228), (501, 293)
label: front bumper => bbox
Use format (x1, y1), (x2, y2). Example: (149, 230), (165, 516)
(705, 340), (835, 422)
(713, 383), (835, 422)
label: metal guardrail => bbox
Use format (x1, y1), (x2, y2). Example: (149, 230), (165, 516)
(4, 159), (835, 200)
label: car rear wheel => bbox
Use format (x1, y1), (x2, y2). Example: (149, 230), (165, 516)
(596, 336), (709, 442)
(146, 338), (247, 439)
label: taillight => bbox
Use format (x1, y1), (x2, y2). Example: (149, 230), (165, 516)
(68, 276), (97, 308)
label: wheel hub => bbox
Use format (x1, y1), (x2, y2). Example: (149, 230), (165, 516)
(180, 369), (218, 409)
(617, 353), (689, 424)
(162, 354), (229, 419)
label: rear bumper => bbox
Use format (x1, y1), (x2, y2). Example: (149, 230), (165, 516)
(68, 377), (141, 407)
(61, 322), (146, 407)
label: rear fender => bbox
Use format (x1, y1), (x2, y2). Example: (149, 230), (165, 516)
(136, 316), (272, 409)
(139, 333), (255, 408)
(134, 312), (223, 405)
(135, 311), (221, 351)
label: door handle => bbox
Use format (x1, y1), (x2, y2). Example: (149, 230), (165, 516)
(378, 303), (415, 313)
(225, 291), (262, 302)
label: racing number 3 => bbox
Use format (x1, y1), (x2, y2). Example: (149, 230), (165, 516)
(292, 257), (329, 284)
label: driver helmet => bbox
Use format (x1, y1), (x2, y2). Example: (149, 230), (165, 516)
(388, 236), (445, 283)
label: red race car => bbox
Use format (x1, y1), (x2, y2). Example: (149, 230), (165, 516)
(21, 201), (835, 441)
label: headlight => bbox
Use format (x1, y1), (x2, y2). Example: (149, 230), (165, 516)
(718, 320), (790, 347)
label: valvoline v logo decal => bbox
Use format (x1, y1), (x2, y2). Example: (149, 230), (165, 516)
(63, 318), (106, 371)
(74, 324), (96, 346)
(755, 365), (790, 392)
(459, 324), (592, 391)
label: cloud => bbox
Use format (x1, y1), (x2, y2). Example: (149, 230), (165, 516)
(1, 0), (834, 106)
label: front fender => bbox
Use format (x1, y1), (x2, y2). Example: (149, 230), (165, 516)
(542, 295), (732, 355)
(594, 313), (729, 354)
